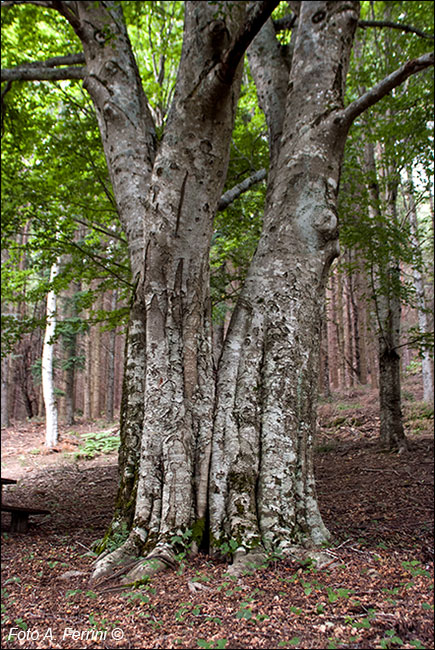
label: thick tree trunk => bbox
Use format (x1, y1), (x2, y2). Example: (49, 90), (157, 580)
(88, 0), (253, 580)
(209, 1), (359, 564)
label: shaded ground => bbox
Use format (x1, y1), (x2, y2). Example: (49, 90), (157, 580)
(1, 387), (433, 649)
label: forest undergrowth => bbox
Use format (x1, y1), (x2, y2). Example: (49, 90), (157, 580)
(1, 381), (433, 649)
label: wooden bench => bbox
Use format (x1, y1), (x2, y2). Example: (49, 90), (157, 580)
(1, 504), (50, 533)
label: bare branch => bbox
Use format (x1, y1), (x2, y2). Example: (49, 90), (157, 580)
(219, 0), (281, 84)
(359, 19), (434, 40)
(1, 1), (54, 6)
(1, 65), (85, 82)
(272, 14), (434, 41)
(17, 53), (85, 69)
(218, 169), (266, 211)
(339, 51), (434, 128)
(1, 52), (85, 83)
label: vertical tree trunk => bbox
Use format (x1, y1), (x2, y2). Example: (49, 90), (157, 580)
(326, 279), (339, 389)
(319, 314), (331, 398)
(345, 272), (355, 387)
(363, 138), (407, 450)
(88, 0), (254, 578)
(404, 170), (434, 403)
(210, 1), (360, 564)
(83, 313), (92, 421)
(378, 185), (407, 451)
(378, 267), (407, 450)
(1, 356), (9, 428)
(42, 261), (60, 448)
(336, 270), (347, 388)
(91, 294), (103, 419)
(354, 263), (368, 384)
(105, 290), (118, 422)
(63, 282), (80, 426)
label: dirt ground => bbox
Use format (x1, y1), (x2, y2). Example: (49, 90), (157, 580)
(1, 384), (433, 649)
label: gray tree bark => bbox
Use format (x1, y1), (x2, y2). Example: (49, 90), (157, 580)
(209, 1), (360, 565)
(4, 0), (433, 582)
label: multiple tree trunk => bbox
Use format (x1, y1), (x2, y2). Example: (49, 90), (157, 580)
(1, 1), (433, 582)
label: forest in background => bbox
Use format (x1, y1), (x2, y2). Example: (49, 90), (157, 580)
(1, 1), (433, 432)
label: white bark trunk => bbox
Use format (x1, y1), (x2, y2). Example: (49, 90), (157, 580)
(42, 261), (59, 448)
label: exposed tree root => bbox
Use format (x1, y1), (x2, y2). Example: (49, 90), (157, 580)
(120, 548), (177, 584)
(226, 548), (268, 577)
(90, 539), (179, 590)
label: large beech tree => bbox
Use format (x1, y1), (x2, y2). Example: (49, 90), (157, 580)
(2, 0), (433, 583)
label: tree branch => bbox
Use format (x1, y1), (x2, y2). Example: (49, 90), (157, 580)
(2, 53), (85, 83)
(1, 1), (54, 6)
(358, 19), (434, 40)
(219, 0), (281, 84)
(272, 14), (434, 41)
(217, 168), (266, 211)
(339, 51), (434, 128)
(1, 65), (85, 82)
(20, 53), (85, 69)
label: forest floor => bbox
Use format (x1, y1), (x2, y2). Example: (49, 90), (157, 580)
(1, 380), (433, 650)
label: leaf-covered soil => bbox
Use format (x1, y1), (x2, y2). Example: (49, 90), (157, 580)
(1, 385), (433, 649)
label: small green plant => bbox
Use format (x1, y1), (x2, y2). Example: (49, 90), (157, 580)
(380, 629), (403, 648)
(123, 589), (150, 604)
(405, 359), (422, 375)
(401, 560), (431, 578)
(316, 603), (325, 614)
(197, 639), (227, 649)
(327, 587), (352, 603)
(235, 603), (253, 620)
(75, 429), (120, 459)
(14, 618), (28, 631)
(88, 613), (108, 631)
(301, 580), (313, 596)
(409, 640), (426, 649)
(93, 522), (129, 555)
(171, 528), (194, 560)
(205, 616), (223, 625)
(278, 638), (301, 648)
(219, 538), (239, 557)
